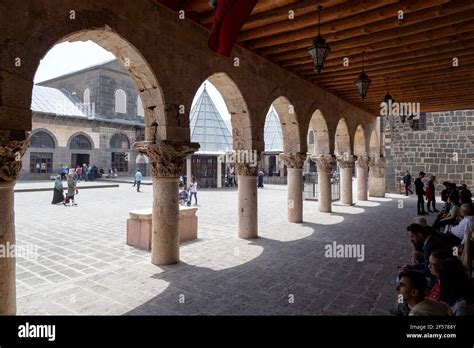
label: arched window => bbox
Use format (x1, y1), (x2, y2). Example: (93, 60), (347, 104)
(115, 89), (127, 114)
(137, 96), (144, 117)
(110, 133), (130, 149)
(30, 131), (55, 148)
(83, 88), (90, 104)
(308, 130), (315, 145)
(70, 134), (92, 150)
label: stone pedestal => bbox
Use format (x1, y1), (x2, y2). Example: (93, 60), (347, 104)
(126, 206), (198, 250)
(312, 154), (335, 213)
(369, 157), (387, 198)
(0, 130), (28, 315)
(236, 162), (258, 239)
(133, 140), (199, 265)
(337, 155), (357, 205)
(279, 152), (306, 223)
(356, 156), (369, 201)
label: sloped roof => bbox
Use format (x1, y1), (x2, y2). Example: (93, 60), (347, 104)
(31, 85), (87, 117)
(190, 85), (233, 154)
(264, 108), (283, 152)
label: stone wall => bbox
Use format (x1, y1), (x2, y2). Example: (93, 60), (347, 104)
(385, 110), (474, 194)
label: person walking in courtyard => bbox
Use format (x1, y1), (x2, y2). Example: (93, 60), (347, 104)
(403, 170), (413, 195)
(426, 175), (438, 213)
(134, 169), (142, 192)
(257, 170), (264, 188)
(415, 171), (427, 215)
(189, 176), (198, 206)
(64, 172), (77, 206)
(51, 175), (64, 204)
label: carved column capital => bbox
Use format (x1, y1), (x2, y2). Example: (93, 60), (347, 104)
(279, 152), (307, 170)
(234, 151), (261, 176)
(336, 154), (357, 169)
(368, 156), (387, 178)
(310, 154), (335, 174)
(355, 156), (370, 169)
(132, 140), (199, 178)
(0, 130), (29, 182)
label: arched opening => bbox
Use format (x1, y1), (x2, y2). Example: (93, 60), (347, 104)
(114, 89), (127, 114)
(308, 110), (330, 156)
(369, 130), (381, 158)
(110, 133), (131, 173)
(354, 125), (367, 157)
(334, 118), (351, 157)
(83, 88), (90, 105)
(270, 96), (301, 154)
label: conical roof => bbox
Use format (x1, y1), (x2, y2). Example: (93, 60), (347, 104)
(264, 108), (283, 152)
(190, 85), (233, 154)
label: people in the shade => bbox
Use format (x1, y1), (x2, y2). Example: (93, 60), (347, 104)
(459, 184), (472, 205)
(63, 172), (77, 206)
(134, 169), (142, 192)
(426, 249), (453, 301)
(257, 170), (264, 188)
(51, 175), (64, 204)
(432, 194), (461, 231)
(450, 203), (474, 247)
(189, 176), (198, 206)
(425, 175), (438, 213)
(401, 223), (447, 281)
(403, 170), (413, 196)
(391, 271), (452, 316)
(415, 171), (427, 215)
(437, 257), (472, 316)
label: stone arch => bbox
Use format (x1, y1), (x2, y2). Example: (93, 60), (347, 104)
(206, 72), (253, 151)
(267, 96), (301, 154)
(334, 118), (351, 156)
(353, 125), (367, 157)
(110, 133), (130, 149)
(24, 24), (167, 140)
(369, 130), (380, 158)
(67, 132), (95, 150)
(308, 109), (330, 156)
(29, 128), (58, 149)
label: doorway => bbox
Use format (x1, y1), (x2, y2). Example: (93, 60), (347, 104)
(71, 153), (90, 168)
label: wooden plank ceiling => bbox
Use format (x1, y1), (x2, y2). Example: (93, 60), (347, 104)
(156, 0), (474, 115)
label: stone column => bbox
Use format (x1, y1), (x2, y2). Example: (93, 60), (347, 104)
(311, 154), (335, 213)
(368, 156), (387, 198)
(279, 152), (307, 223)
(0, 130), (29, 315)
(336, 155), (357, 205)
(217, 156), (222, 188)
(356, 156), (369, 201)
(133, 140), (199, 265)
(236, 161), (259, 239)
(186, 155), (192, 188)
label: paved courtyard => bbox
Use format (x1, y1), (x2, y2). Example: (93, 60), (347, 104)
(14, 181), (425, 315)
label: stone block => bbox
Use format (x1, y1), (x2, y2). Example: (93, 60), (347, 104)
(126, 206), (198, 251)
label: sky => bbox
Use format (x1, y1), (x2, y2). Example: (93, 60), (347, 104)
(34, 41), (234, 121)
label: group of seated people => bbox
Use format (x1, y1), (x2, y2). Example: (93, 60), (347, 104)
(392, 182), (473, 316)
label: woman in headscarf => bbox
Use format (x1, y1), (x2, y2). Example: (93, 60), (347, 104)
(51, 175), (64, 204)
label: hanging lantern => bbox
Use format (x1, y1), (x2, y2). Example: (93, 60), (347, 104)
(308, 5), (330, 74)
(382, 76), (395, 108)
(400, 114), (407, 123)
(355, 51), (371, 101)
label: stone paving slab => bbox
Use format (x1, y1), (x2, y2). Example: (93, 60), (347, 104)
(13, 182), (424, 315)
(15, 180), (119, 192)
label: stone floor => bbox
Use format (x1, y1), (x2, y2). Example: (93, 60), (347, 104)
(13, 181), (426, 315)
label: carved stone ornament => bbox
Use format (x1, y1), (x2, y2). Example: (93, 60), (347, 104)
(368, 156), (387, 178)
(355, 156), (370, 169)
(310, 154), (335, 174)
(133, 140), (199, 178)
(279, 152), (307, 169)
(336, 154), (357, 169)
(234, 152), (262, 176)
(0, 130), (29, 182)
